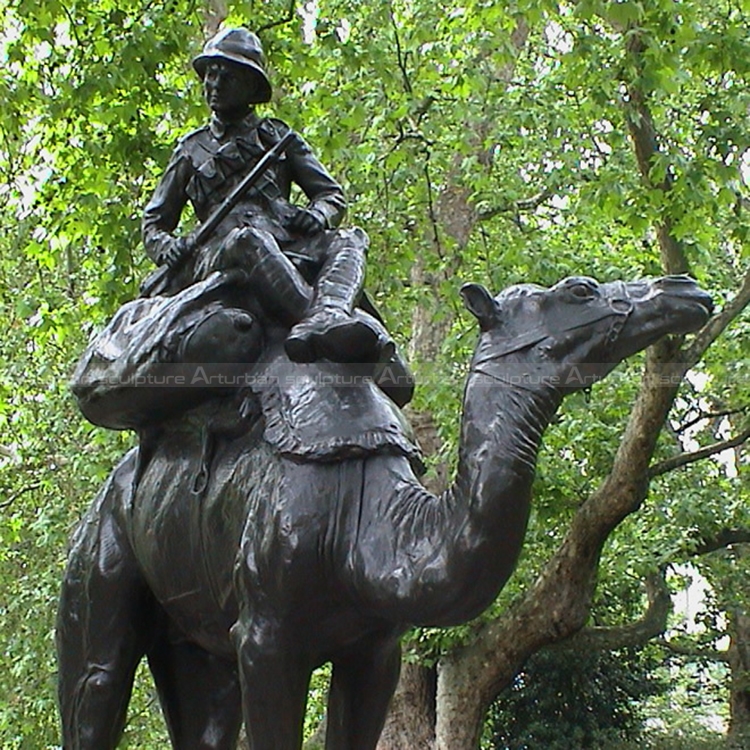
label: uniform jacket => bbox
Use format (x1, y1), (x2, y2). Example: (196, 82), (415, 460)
(142, 112), (347, 265)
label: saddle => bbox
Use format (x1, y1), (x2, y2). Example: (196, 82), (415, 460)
(246, 344), (423, 471)
(71, 271), (262, 430)
(71, 271), (422, 473)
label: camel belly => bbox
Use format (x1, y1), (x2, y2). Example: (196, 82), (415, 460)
(130, 437), (247, 655)
(130, 435), (429, 658)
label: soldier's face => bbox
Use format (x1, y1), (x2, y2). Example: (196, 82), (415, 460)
(204, 60), (259, 119)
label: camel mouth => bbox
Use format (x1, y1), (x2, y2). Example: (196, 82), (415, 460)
(652, 276), (714, 313)
(622, 277), (714, 335)
(657, 287), (714, 331)
(691, 297), (714, 321)
(676, 291), (714, 319)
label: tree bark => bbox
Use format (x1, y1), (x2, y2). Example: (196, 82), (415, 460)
(203, 0), (227, 36)
(622, 31), (690, 276)
(376, 663), (436, 750)
(728, 610), (750, 748)
(727, 544), (750, 747)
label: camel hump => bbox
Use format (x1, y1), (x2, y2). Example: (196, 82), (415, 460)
(248, 345), (424, 473)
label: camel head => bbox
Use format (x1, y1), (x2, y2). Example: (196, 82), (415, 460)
(461, 275), (714, 393)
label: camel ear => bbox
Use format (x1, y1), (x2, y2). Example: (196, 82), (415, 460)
(460, 283), (499, 330)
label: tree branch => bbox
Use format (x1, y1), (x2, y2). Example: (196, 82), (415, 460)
(477, 188), (554, 221)
(423, 156), (444, 259)
(257, 0), (297, 33)
(683, 264), (750, 368)
(691, 529), (750, 557)
(551, 570), (672, 652)
(388, 2), (413, 95)
(676, 405), (750, 435)
(578, 337), (686, 547)
(656, 636), (730, 663)
(0, 482), (42, 510)
(649, 423), (750, 478)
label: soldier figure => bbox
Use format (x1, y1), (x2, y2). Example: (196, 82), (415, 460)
(143, 27), (402, 375)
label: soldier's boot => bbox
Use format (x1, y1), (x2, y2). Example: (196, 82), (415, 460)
(284, 229), (383, 364)
(226, 226), (402, 373)
(373, 341), (415, 408)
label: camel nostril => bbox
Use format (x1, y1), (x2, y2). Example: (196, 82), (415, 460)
(655, 278), (714, 315)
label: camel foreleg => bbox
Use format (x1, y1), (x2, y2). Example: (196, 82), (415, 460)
(325, 633), (401, 750)
(231, 611), (313, 750)
(147, 627), (242, 750)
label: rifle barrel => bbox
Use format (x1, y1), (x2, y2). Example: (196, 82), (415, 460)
(140, 129), (296, 298)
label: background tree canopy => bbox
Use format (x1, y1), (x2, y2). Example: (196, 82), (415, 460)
(1, 1), (749, 748)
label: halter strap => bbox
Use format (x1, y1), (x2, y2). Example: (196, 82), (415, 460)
(471, 295), (634, 369)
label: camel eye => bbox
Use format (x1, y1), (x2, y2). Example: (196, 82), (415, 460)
(569, 282), (596, 300)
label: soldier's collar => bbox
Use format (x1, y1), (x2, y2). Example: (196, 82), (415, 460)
(209, 111), (261, 139)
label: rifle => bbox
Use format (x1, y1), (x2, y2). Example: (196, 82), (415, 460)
(140, 129), (296, 298)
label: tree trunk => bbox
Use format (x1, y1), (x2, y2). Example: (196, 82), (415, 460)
(728, 611), (750, 748)
(203, 0), (227, 36)
(376, 663), (436, 750)
(727, 545), (750, 748)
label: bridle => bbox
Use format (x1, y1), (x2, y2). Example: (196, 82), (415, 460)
(470, 287), (635, 384)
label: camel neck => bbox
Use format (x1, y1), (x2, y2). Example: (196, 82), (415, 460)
(432, 359), (563, 623)
(455, 361), (563, 500)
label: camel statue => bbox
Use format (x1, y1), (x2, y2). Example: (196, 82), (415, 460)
(57, 274), (713, 750)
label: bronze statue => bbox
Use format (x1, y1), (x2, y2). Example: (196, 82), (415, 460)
(70, 27), (413, 434)
(58, 261), (713, 746)
(141, 27), (396, 368)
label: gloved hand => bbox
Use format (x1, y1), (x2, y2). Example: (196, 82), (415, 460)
(158, 237), (193, 269)
(288, 207), (325, 236)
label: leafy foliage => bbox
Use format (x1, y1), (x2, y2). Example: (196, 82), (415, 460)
(1, 0), (750, 746)
(483, 646), (665, 749)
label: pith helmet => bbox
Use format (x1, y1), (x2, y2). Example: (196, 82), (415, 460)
(192, 28), (272, 103)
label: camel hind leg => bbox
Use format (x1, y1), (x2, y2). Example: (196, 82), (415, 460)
(325, 633), (401, 750)
(56, 451), (154, 749)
